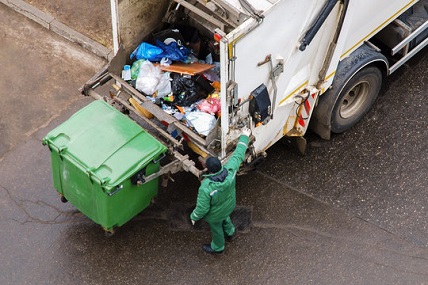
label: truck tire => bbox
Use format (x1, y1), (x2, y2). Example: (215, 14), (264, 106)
(310, 43), (388, 139)
(331, 66), (382, 133)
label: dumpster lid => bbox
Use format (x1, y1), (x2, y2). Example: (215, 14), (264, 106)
(43, 100), (167, 187)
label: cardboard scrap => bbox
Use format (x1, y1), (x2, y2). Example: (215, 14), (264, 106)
(159, 62), (215, 76)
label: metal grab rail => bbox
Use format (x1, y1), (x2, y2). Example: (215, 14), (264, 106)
(392, 21), (428, 55)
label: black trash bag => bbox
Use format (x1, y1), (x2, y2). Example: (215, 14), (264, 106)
(152, 28), (186, 46)
(198, 38), (220, 62)
(172, 25), (200, 44)
(171, 73), (207, 107)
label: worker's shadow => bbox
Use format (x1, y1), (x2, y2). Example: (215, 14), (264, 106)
(167, 203), (252, 233)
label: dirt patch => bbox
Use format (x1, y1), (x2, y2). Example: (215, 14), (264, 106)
(0, 6), (106, 159)
(24, 0), (113, 49)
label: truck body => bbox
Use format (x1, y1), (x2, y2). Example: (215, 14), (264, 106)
(87, 0), (426, 171)
(69, 0), (426, 231)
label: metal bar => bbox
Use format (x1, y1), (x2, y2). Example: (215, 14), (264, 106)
(141, 160), (182, 183)
(316, 0), (348, 89)
(113, 96), (182, 148)
(143, 150), (202, 183)
(389, 36), (428, 74)
(86, 88), (106, 101)
(364, 40), (381, 52)
(210, 0), (242, 19)
(110, 74), (209, 148)
(392, 21), (428, 55)
(392, 19), (411, 56)
(174, 0), (225, 30)
(86, 64), (109, 85)
(80, 65), (109, 94)
(110, 74), (175, 124)
(193, 0), (239, 28)
(219, 38), (229, 158)
(106, 185), (124, 197)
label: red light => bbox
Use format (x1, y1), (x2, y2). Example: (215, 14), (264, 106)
(214, 33), (222, 42)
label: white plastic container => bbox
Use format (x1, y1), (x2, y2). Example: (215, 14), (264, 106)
(121, 65), (131, 81)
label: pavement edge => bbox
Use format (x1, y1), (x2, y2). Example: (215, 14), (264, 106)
(0, 0), (113, 61)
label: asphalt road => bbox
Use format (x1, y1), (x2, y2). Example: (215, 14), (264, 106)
(1, 4), (427, 285)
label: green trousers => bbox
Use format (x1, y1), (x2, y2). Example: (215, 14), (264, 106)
(208, 216), (235, 252)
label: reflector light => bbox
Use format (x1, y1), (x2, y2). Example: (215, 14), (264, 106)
(214, 33), (222, 42)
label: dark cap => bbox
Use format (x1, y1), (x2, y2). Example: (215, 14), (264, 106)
(206, 156), (222, 173)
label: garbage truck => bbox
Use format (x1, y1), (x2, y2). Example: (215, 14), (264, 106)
(44, 0), (427, 234)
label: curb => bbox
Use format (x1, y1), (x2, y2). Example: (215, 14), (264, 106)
(0, 0), (113, 61)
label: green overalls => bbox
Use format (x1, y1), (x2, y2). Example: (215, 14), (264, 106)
(190, 135), (249, 251)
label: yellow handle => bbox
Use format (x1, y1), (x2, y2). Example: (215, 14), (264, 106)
(129, 97), (154, 119)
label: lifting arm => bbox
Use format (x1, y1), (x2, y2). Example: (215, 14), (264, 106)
(299, 0), (340, 51)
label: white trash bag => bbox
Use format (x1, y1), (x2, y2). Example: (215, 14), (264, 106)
(185, 111), (216, 136)
(135, 60), (162, 95)
(156, 72), (172, 97)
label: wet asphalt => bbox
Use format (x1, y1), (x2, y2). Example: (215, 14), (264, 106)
(1, 4), (428, 285)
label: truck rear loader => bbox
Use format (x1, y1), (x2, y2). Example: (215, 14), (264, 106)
(44, 0), (428, 234)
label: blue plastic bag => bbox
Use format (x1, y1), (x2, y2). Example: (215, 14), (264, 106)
(130, 42), (164, 61)
(155, 40), (190, 62)
(130, 40), (191, 62)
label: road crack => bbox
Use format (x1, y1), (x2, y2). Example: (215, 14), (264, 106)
(1, 184), (81, 225)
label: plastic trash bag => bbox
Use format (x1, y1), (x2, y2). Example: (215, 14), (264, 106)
(197, 94), (221, 115)
(131, 59), (145, 80)
(156, 72), (172, 97)
(171, 73), (206, 106)
(130, 40), (191, 62)
(160, 57), (172, 66)
(185, 111), (216, 136)
(202, 67), (220, 82)
(155, 39), (190, 62)
(135, 61), (163, 95)
(130, 42), (164, 61)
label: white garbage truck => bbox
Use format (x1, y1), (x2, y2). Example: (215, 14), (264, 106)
(83, 0), (427, 178)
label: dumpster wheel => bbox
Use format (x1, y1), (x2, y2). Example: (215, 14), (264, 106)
(103, 227), (115, 237)
(59, 194), (68, 203)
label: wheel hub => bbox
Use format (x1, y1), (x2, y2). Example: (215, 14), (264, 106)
(339, 81), (370, 119)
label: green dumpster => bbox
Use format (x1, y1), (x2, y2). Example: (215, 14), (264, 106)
(43, 100), (167, 233)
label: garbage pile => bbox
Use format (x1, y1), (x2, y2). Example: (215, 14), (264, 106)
(123, 27), (221, 137)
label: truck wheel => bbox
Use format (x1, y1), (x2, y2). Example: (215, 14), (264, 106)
(331, 66), (382, 133)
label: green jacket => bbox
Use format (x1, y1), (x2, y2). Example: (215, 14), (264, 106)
(190, 135), (249, 223)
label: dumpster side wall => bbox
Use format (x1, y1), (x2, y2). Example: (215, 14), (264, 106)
(55, 152), (162, 230)
(118, 0), (170, 54)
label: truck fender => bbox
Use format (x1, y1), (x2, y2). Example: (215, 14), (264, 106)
(309, 43), (389, 139)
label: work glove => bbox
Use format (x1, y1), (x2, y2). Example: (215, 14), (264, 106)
(242, 127), (251, 137)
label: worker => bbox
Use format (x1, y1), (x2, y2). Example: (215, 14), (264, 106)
(190, 127), (251, 254)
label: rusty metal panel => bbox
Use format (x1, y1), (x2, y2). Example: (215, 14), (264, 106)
(117, 0), (170, 53)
